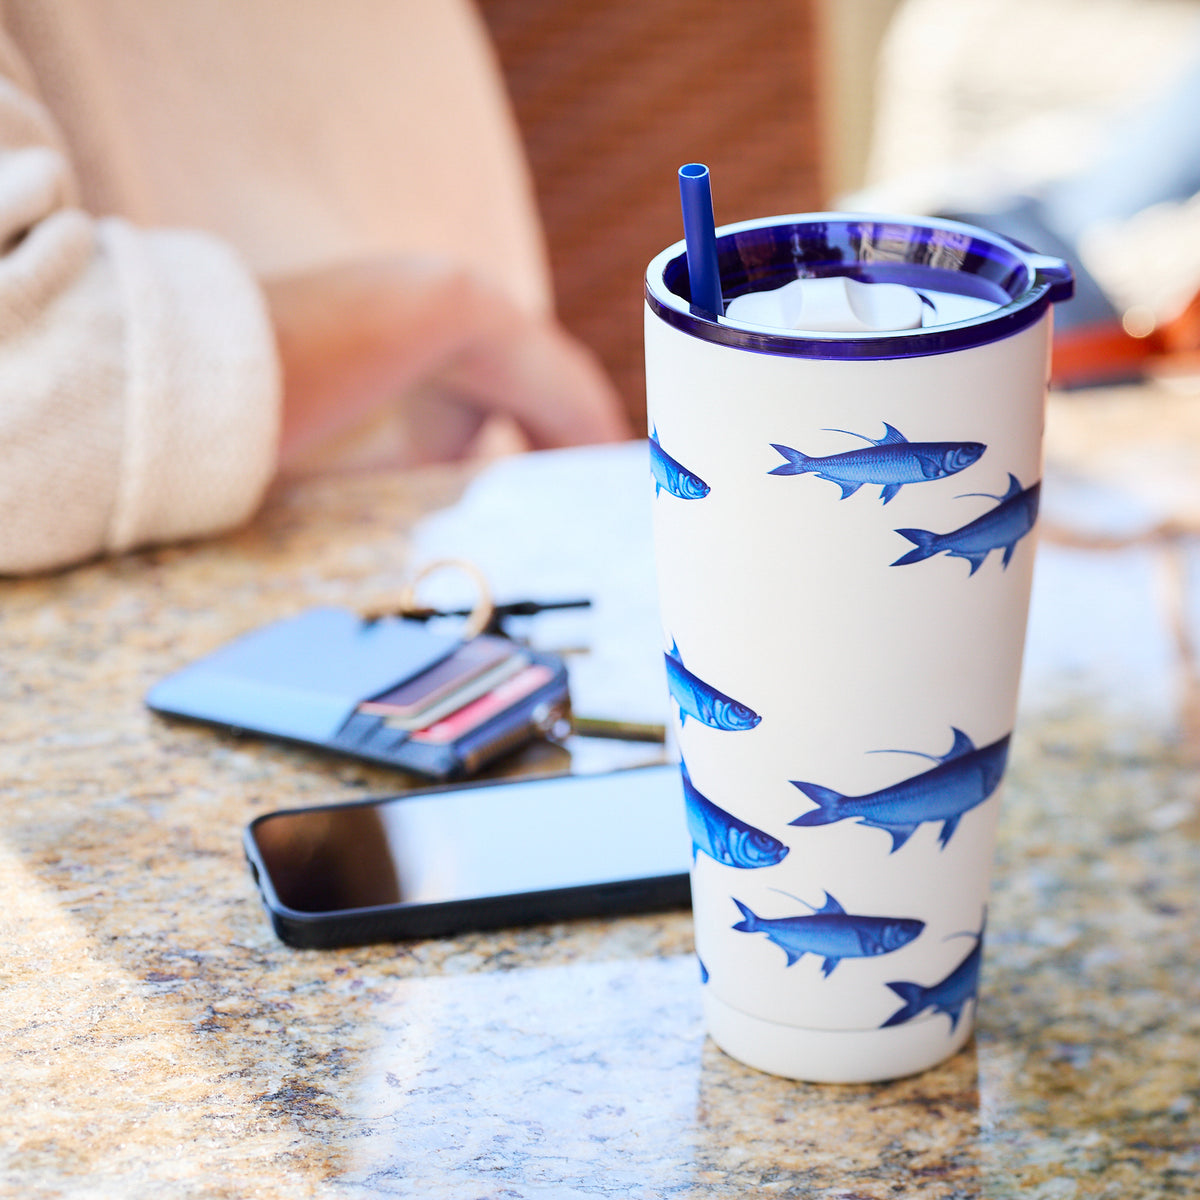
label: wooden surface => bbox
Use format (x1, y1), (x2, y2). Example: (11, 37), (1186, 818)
(480, 0), (822, 425)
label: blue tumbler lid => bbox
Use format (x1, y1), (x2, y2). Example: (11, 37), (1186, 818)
(645, 212), (1074, 360)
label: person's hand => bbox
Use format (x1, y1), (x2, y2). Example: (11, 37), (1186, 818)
(262, 256), (632, 474)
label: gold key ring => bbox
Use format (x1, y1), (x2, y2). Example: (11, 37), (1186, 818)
(361, 558), (496, 640)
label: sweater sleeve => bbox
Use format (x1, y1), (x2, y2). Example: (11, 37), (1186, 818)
(0, 71), (280, 574)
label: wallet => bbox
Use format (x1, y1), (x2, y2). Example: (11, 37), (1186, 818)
(145, 607), (571, 780)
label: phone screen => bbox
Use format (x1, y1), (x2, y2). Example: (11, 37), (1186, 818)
(248, 763), (691, 917)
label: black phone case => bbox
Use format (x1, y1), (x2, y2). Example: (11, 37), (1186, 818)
(146, 607), (570, 780)
(242, 771), (693, 949)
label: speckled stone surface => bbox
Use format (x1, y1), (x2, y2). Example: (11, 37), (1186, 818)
(3, 391), (1200, 1198)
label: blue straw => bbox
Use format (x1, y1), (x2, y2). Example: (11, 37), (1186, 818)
(678, 163), (723, 316)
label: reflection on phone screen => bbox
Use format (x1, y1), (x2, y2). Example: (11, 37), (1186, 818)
(251, 764), (690, 914)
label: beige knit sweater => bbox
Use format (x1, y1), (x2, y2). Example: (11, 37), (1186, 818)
(0, 0), (551, 573)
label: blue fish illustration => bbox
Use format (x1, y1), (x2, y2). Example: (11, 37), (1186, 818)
(682, 759), (788, 868)
(769, 424), (985, 505)
(789, 727), (1010, 852)
(650, 426), (710, 499)
(892, 474), (1040, 574)
(732, 893), (924, 977)
(665, 641), (761, 731)
(882, 931), (983, 1031)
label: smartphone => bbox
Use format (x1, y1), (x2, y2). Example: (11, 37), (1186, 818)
(243, 763), (692, 949)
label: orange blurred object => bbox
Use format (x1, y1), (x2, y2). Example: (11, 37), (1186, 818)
(1051, 290), (1200, 388)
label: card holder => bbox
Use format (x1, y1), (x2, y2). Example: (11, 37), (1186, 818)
(146, 606), (571, 780)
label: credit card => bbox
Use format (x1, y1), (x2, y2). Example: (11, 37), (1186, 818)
(358, 635), (518, 719)
(409, 663), (555, 745)
(369, 652), (529, 731)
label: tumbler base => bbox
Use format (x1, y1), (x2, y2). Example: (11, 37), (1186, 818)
(703, 990), (974, 1083)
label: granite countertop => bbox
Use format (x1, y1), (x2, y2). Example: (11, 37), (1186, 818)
(3, 385), (1200, 1199)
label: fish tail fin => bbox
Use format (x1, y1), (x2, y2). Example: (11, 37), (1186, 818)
(891, 528), (938, 566)
(768, 444), (812, 476)
(881, 981), (928, 1027)
(788, 781), (845, 826)
(731, 898), (761, 933)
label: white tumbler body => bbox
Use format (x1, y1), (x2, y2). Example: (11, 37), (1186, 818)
(645, 214), (1066, 1082)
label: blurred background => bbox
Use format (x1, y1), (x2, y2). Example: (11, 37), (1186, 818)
(479, 0), (1200, 428)
(477, 0), (823, 425)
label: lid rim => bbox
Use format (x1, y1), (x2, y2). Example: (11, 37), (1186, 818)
(644, 212), (1072, 360)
